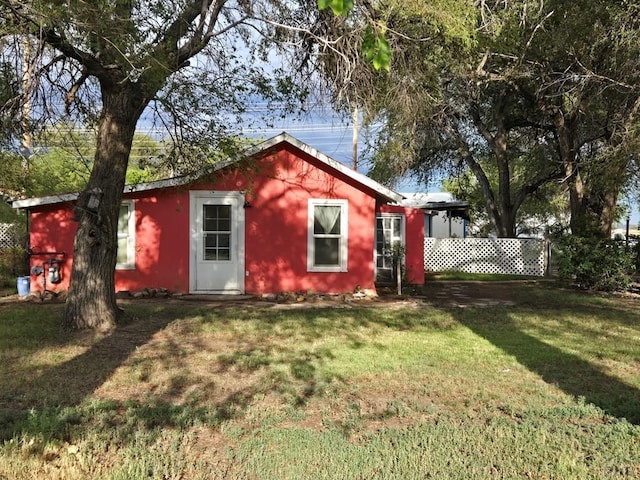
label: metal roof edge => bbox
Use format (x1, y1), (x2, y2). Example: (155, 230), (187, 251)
(12, 192), (79, 209)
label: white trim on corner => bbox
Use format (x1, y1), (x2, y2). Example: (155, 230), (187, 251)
(307, 198), (348, 273)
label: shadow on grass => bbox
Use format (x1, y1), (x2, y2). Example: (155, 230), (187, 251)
(456, 309), (640, 424)
(2, 288), (639, 447)
(0, 304), (350, 443)
(0, 307), (182, 440)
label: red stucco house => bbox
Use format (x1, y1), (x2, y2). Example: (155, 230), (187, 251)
(13, 133), (424, 296)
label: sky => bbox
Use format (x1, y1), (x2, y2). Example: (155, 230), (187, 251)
(137, 100), (639, 226)
(238, 111), (640, 226)
(238, 109), (424, 193)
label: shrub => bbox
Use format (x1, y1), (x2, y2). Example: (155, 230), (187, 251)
(554, 235), (635, 291)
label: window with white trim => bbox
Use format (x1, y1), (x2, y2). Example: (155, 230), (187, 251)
(116, 200), (135, 269)
(308, 199), (348, 272)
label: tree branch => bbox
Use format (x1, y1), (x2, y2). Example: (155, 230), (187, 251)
(64, 69), (89, 114)
(512, 167), (565, 213)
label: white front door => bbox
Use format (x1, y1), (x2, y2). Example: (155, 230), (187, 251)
(190, 192), (244, 293)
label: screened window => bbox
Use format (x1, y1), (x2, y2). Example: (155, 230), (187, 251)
(203, 204), (232, 261)
(308, 199), (348, 272)
(116, 200), (135, 269)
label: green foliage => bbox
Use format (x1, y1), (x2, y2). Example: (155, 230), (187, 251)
(20, 126), (174, 196)
(362, 24), (391, 72)
(443, 161), (569, 237)
(28, 150), (91, 196)
(362, 0), (640, 238)
(318, 0), (354, 16)
(555, 235), (636, 291)
(318, 0), (391, 71)
(0, 151), (28, 199)
(0, 59), (20, 148)
(0, 246), (28, 288)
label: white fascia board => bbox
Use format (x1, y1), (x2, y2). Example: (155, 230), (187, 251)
(12, 192), (79, 209)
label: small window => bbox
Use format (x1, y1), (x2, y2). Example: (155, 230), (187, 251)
(308, 199), (348, 272)
(116, 200), (135, 269)
(202, 204), (232, 261)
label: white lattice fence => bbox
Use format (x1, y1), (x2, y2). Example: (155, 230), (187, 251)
(0, 223), (19, 249)
(424, 237), (548, 276)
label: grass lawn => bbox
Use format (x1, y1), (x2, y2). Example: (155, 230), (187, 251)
(0, 284), (639, 479)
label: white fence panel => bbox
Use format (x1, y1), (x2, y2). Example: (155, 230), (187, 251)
(0, 223), (19, 249)
(424, 237), (547, 276)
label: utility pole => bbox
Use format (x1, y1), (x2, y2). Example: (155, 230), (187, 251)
(352, 104), (358, 171)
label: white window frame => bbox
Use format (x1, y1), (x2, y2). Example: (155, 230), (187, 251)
(375, 213), (406, 271)
(307, 199), (348, 272)
(116, 199), (136, 270)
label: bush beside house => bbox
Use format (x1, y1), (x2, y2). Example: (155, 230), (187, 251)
(555, 235), (637, 291)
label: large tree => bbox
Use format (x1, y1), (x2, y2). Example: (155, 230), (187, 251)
(337, 0), (640, 238)
(1, 0), (323, 330)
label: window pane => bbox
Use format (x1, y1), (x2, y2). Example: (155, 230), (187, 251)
(205, 234), (217, 248)
(203, 205), (231, 232)
(218, 219), (230, 232)
(218, 206), (230, 219)
(118, 205), (129, 233)
(393, 218), (401, 235)
(314, 206), (341, 234)
(314, 238), (339, 265)
(218, 234), (230, 248)
(117, 237), (128, 264)
(203, 216), (216, 232)
(202, 233), (231, 261)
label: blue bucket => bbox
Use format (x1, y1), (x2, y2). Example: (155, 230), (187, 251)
(17, 276), (30, 297)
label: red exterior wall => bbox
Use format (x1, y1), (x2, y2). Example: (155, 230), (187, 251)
(377, 204), (425, 285)
(198, 145), (378, 294)
(28, 206), (76, 294)
(119, 189), (191, 293)
(27, 142), (416, 295)
(27, 190), (192, 295)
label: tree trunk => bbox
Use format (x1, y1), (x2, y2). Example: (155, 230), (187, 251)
(554, 106), (627, 239)
(572, 159), (627, 239)
(466, 102), (518, 238)
(493, 110), (516, 238)
(63, 85), (146, 331)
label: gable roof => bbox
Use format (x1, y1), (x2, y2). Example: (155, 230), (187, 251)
(13, 132), (403, 209)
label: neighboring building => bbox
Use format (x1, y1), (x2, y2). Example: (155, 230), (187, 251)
(400, 192), (468, 239)
(13, 133), (425, 296)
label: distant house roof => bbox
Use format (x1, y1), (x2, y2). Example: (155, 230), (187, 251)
(13, 132), (403, 209)
(399, 192), (470, 220)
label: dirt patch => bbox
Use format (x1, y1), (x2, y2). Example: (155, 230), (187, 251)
(3, 279), (637, 311)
